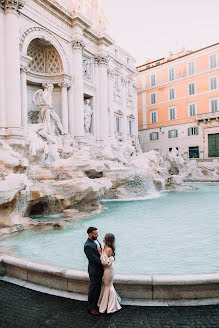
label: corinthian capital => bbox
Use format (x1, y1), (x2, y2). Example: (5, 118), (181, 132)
(1, 0), (24, 13)
(71, 38), (85, 50)
(58, 81), (71, 89)
(94, 54), (109, 66)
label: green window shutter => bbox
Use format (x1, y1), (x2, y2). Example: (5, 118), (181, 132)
(188, 128), (191, 136)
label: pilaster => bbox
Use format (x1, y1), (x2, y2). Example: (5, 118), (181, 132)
(69, 37), (85, 137)
(3, 0), (24, 128)
(95, 54), (109, 141)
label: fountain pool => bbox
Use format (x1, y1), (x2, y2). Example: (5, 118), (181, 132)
(0, 183), (219, 275)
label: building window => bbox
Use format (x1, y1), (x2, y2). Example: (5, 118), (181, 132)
(150, 93), (156, 104)
(151, 74), (156, 87)
(169, 68), (175, 81)
(169, 88), (175, 100)
(188, 127), (199, 136)
(210, 99), (218, 112)
(189, 146), (199, 158)
(209, 54), (217, 69)
(151, 111), (157, 123)
(188, 82), (195, 95)
(169, 106), (176, 120)
(188, 103), (196, 117)
(116, 117), (121, 132)
(150, 132), (159, 141)
(114, 74), (119, 90)
(188, 62), (195, 75)
(210, 77), (217, 90)
(128, 120), (133, 135)
(168, 129), (178, 138)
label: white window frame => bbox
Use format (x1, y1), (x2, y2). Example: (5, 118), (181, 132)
(168, 129), (178, 138)
(169, 106), (177, 120)
(150, 74), (156, 87)
(169, 87), (175, 100)
(209, 97), (218, 113)
(150, 92), (157, 104)
(150, 131), (159, 141)
(188, 61), (195, 75)
(128, 120), (133, 135)
(114, 74), (120, 91)
(114, 110), (123, 134)
(169, 68), (175, 81)
(188, 102), (197, 117)
(188, 127), (199, 136)
(188, 82), (196, 96)
(150, 110), (158, 123)
(116, 117), (121, 132)
(209, 53), (217, 69)
(209, 76), (217, 91)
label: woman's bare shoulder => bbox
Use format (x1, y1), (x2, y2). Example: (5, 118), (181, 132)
(104, 246), (113, 257)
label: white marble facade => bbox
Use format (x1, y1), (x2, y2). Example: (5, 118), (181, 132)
(0, 0), (138, 146)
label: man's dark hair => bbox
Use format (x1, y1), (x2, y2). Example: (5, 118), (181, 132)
(87, 227), (97, 234)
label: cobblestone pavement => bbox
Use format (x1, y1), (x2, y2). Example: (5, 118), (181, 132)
(0, 281), (219, 328)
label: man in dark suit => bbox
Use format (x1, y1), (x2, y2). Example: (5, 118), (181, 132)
(84, 226), (103, 315)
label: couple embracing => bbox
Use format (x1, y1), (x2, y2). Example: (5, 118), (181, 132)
(84, 227), (121, 315)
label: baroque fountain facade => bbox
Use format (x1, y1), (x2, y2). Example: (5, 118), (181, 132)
(0, 0), (219, 235)
(0, 0), (219, 306)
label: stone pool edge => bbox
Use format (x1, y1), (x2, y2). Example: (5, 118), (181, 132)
(0, 255), (219, 307)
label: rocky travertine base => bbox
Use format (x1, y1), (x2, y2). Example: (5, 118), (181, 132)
(0, 130), (218, 238)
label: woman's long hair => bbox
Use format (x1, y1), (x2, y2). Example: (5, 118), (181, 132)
(105, 233), (115, 258)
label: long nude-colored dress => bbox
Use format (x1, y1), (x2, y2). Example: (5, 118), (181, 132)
(98, 250), (121, 314)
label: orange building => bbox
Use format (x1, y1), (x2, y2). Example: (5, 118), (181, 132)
(137, 43), (219, 159)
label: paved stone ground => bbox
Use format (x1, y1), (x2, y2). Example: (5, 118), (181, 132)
(0, 281), (219, 328)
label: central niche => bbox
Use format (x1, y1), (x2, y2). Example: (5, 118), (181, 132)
(27, 38), (63, 74)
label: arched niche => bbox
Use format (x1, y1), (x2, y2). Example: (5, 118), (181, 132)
(20, 27), (69, 74)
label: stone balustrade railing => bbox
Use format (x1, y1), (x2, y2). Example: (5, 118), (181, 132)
(196, 111), (219, 121)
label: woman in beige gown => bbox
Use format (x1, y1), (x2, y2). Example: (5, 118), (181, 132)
(97, 233), (121, 314)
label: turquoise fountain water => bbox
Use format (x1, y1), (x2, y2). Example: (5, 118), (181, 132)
(0, 183), (219, 275)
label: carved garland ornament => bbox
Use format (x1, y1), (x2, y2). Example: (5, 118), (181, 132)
(107, 69), (114, 80)
(94, 54), (109, 66)
(1, 0), (24, 11)
(72, 38), (85, 50)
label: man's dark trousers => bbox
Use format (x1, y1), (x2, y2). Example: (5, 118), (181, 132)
(84, 238), (103, 311)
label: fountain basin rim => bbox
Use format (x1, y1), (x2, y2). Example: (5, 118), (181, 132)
(1, 254), (219, 305)
(1, 255), (219, 285)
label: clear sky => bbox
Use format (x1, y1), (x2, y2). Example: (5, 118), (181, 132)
(103, 0), (219, 66)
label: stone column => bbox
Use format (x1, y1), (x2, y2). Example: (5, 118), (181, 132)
(69, 38), (85, 138)
(133, 84), (139, 137)
(59, 82), (70, 134)
(107, 69), (114, 137)
(3, 0), (24, 128)
(121, 77), (128, 137)
(95, 54), (109, 141)
(20, 65), (28, 127)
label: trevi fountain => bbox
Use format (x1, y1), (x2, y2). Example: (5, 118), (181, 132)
(0, 0), (219, 305)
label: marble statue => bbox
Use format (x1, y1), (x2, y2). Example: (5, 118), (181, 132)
(72, 0), (109, 34)
(84, 99), (93, 133)
(32, 84), (64, 135)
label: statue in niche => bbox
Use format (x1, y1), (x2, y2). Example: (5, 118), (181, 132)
(32, 84), (64, 135)
(84, 99), (93, 133)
